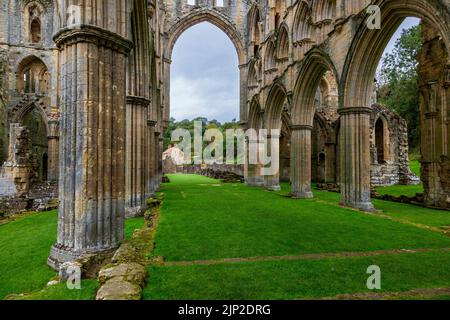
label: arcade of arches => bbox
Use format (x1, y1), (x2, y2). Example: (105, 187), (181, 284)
(0, 0), (448, 270)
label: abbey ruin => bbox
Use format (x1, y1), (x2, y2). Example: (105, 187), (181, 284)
(0, 0), (448, 270)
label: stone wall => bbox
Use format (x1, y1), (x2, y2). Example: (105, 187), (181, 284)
(369, 104), (420, 186)
(0, 124), (36, 197)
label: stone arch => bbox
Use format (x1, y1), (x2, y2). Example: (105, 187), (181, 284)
(292, 49), (339, 126)
(23, 1), (45, 44)
(264, 36), (277, 71)
(248, 96), (263, 130)
(340, 0), (450, 210)
(265, 81), (288, 131)
(15, 55), (49, 94)
(312, 0), (336, 23)
(289, 48), (338, 199)
(342, 0), (449, 109)
(246, 96), (265, 187)
(11, 102), (50, 136)
(247, 3), (263, 58)
(276, 24), (290, 61)
(166, 10), (246, 65)
(165, 9), (246, 126)
(248, 59), (261, 96)
(272, 0), (286, 30)
(373, 114), (390, 164)
(292, 0), (315, 52)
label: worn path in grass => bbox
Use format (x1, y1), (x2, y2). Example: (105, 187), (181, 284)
(144, 174), (450, 300)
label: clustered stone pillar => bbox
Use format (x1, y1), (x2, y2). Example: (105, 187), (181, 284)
(47, 120), (59, 182)
(338, 107), (374, 212)
(125, 96), (151, 217)
(48, 16), (133, 269)
(290, 125), (313, 199)
(245, 136), (264, 187)
(264, 133), (281, 191)
(147, 120), (158, 194)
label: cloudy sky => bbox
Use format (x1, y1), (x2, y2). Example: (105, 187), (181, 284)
(171, 22), (239, 123)
(170, 18), (421, 123)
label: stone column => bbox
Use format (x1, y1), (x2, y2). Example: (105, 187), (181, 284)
(125, 96), (150, 218)
(290, 125), (313, 199)
(147, 120), (157, 195)
(338, 107), (374, 211)
(239, 64), (248, 125)
(245, 137), (264, 187)
(48, 3), (133, 269)
(47, 120), (59, 182)
(154, 131), (162, 191)
(264, 134), (281, 191)
(325, 142), (336, 183)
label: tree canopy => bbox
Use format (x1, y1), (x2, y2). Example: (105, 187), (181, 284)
(377, 24), (421, 150)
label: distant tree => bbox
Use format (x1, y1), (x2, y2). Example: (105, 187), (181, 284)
(377, 25), (421, 150)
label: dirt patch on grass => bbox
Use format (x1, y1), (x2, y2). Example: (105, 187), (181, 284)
(320, 287), (450, 300)
(163, 247), (450, 267)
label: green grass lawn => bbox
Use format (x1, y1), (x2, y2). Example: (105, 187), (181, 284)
(2, 173), (450, 300)
(144, 174), (450, 300)
(153, 175), (450, 262)
(375, 160), (423, 197)
(376, 184), (424, 197)
(0, 211), (144, 300)
(410, 160), (421, 177)
(144, 251), (450, 300)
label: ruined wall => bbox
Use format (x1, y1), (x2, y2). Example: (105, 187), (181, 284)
(0, 124), (35, 197)
(370, 104), (420, 186)
(0, 0), (59, 188)
(418, 21), (450, 209)
(0, 49), (7, 163)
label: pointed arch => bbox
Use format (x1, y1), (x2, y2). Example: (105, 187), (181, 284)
(276, 24), (289, 60)
(342, 0), (450, 109)
(166, 10), (245, 65)
(292, 1), (315, 44)
(292, 49), (339, 126)
(11, 102), (50, 136)
(264, 36), (277, 71)
(248, 96), (263, 130)
(265, 82), (288, 131)
(247, 3), (263, 58)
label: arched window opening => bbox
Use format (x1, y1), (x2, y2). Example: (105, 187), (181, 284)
(42, 153), (48, 181)
(30, 18), (41, 43)
(21, 107), (49, 182)
(215, 0), (224, 7)
(264, 40), (277, 71)
(277, 27), (289, 61)
(248, 5), (262, 58)
(16, 56), (49, 94)
(273, 0), (284, 30)
(375, 118), (385, 164)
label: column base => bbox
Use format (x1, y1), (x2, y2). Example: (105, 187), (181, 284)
(125, 205), (146, 218)
(246, 181), (265, 187)
(291, 191), (314, 199)
(341, 201), (375, 212)
(266, 185), (281, 191)
(48, 244), (118, 271)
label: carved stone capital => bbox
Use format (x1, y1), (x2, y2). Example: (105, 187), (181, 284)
(338, 107), (372, 116)
(290, 124), (313, 131)
(147, 120), (158, 127)
(126, 96), (151, 107)
(54, 25), (133, 54)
